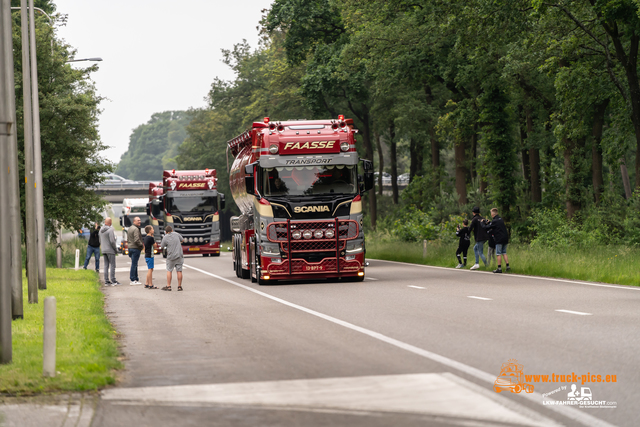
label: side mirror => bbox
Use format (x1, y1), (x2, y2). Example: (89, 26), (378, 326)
(245, 164), (255, 196)
(151, 199), (162, 217)
(123, 216), (132, 227)
(361, 159), (374, 192)
(146, 203), (151, 216)
(219, 193), (226, 210)
(119, 217), (124, 227)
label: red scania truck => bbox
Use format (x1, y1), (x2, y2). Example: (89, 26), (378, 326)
(227, 115), (374, 284)
(147, 169), (225, 257)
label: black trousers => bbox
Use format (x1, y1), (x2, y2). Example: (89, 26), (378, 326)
(456, 242), (470, 264)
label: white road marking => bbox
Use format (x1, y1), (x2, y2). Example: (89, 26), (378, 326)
(102, 373), (555, 427)
(370, 258), (640, 291)
(182, 263), (614, 427)
(468, 296), (492, 301)
(364, 277), (378, 281)
(555, 309), (592, 316)
(407, 285), (425, 289)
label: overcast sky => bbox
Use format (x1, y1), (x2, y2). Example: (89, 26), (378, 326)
(54, 0), (273, 166)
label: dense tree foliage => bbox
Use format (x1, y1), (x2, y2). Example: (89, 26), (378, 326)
(116, 111), (188, 181)
(122, 0), (640, 243)
(10, 0), (112, 235)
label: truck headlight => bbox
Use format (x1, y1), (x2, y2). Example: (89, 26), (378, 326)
(340, 142), (349, 152)
(269, 144), (278, 154)
(346, 241), (363, 253)
(292, 230), (302, 239)
(314, 229), (324, 239)
(303, 230), (313, 239)
(325, 229), (335, 239)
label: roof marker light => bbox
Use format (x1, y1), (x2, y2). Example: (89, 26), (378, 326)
(338, 114), (345, 120)
(264, 117), (270, 123)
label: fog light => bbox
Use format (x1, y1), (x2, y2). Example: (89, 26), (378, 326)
(314, 229), (324, 239)
(199, 237), (204, 242)
(271, 258), (282, 263)
(292, 230), (302, 239)
(263, 275), (270, 280)
(303, 230), (313, 239)
(269, 144), (278, 154)
(340, 142), (349, 152)
(358, 271), (365, 276)
(325, 229), (335, 239)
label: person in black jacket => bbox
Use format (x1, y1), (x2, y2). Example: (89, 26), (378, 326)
(468, 206), (489, 270)
(83, 222), (101, 271)
(481, 208), (510, 273)
(455, 219), (471, 268)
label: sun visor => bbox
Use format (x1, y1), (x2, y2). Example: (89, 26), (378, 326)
(258, 152), (359, 168)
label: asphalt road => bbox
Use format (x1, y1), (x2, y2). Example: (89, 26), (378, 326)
(91, 253), (639, 427)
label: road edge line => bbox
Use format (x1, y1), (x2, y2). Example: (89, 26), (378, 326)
(183, 263), (615, 427)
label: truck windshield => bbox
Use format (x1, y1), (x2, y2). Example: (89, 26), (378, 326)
(167, 196), (217, 213)
(262, 165), (357, 196)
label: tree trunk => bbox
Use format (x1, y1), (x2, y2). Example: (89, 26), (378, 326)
(521, 123), (531, 190)
(620, 157), (632, 199)
(454, 138), (467, 205)
(470, 129), (477, 181)
(359, 108), (377, 228)
(389, 123), (399, 204)
(592, 100), (609, 204)
(525, 108), (542, 203)
(564, 138), (581, 218)
(409, 137), (423, 181)
(430, 127), (439, 170)
(375, 131), (384, 196)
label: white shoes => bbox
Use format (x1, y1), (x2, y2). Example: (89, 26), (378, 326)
(470, 264), (480, 270)
(455, 264), (463, 269)
(130, 280), (142, 286)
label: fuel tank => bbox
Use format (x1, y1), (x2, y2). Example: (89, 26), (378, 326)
(229, 144), (258, 215)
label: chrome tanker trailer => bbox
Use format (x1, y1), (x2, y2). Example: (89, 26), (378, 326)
(227, 115), (374, 284)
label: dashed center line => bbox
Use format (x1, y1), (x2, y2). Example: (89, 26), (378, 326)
(556, 309), (592, 316)
(407, 285), (425, 289)
(467, 296), (492, 301)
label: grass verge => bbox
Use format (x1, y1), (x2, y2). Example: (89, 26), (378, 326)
(366, 237), (640, 287)
(0, 269), (122, 394)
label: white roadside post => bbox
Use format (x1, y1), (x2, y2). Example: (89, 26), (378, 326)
(42, 296), (56, 376)
(423, 240), (427, 258)
(75, 249), (80, 270)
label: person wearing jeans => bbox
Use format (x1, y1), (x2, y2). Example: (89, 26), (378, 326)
(83, 222), (101, 271)
(99, 218), (120, 285)
(127, 216), (144, 285)
(468, 206), (489, 270)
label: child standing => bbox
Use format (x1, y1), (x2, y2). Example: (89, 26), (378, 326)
(455, 219), (471, 268)
(144, 225), (158, 289)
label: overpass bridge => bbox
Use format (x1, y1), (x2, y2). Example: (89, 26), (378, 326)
(92, 182), (152, 202)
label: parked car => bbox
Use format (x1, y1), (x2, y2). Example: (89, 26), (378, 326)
(116, 236), (124, 254)
(398, 173), (410, 184)
(374, 171), (392, 185)
(77, 227), (90, 240)
(98, 173), (138, 186)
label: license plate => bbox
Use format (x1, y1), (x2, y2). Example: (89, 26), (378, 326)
(188, 247), (200, 251)
(304, 265), (324, 271)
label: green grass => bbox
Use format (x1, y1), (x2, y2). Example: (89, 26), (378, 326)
(0, 269), (122, 394)
(366, 236), (640, 287)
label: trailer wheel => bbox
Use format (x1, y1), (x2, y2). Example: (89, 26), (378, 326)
(512, 385), (521, 393)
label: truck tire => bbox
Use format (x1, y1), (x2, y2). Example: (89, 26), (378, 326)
(212, 252), (220, 257)
(250, 239), (257, 283)
(241, 265), (250, 279)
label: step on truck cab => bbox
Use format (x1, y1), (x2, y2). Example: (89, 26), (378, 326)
(227, 115), (374, 284)
(147, 169), (225, 257)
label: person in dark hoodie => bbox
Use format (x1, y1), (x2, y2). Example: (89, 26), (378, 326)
(481, 208), (510, 273)
(468, 206), (489, 270)
(455, 219), (471, 268)
(99, 218), (120, 286)
(83, 222), (101, 271)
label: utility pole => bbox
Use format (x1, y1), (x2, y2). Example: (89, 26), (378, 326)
(0, 0), (14, 363)
(28, 0), (46, 290)
(21, 0), (38, 303)
(3, 0), (24, 319)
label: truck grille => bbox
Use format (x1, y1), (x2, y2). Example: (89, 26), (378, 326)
(171, 222), (213, 244)
(265, 219), (359, 274)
